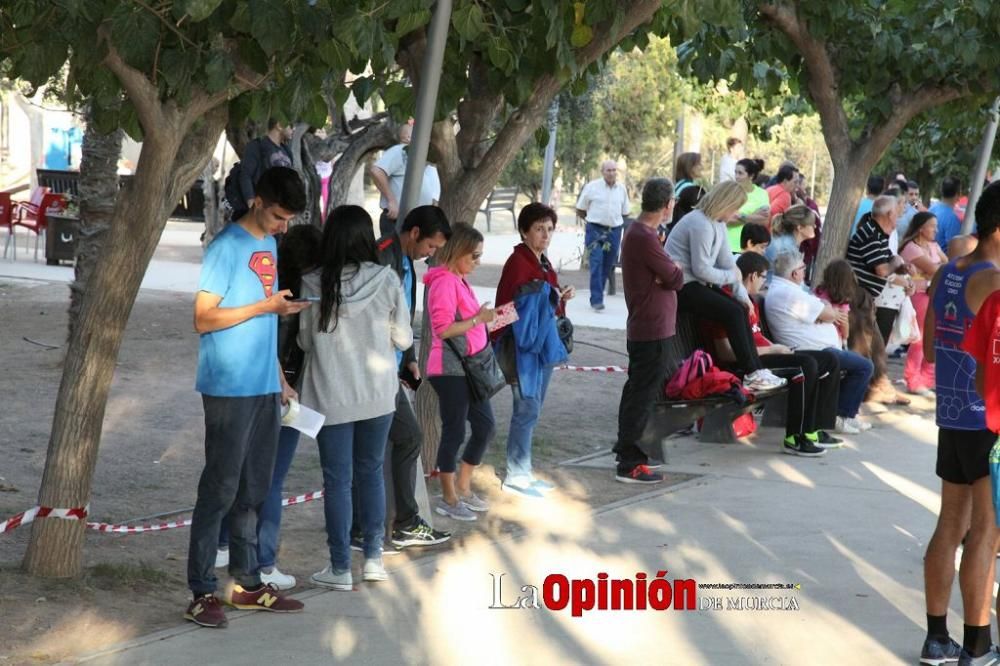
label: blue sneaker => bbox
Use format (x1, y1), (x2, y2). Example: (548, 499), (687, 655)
(920, 637), (960, 665)
(502, 480), (544, 499)
(958, 645), (1000, 666)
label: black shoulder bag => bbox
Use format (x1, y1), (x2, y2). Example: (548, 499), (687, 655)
(444, 327), (506, 402)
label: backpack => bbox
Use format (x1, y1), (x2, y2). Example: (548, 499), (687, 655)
(664, 349), (712, 398)
(664, 349), (744, 402)
(223, 139), (261, 219)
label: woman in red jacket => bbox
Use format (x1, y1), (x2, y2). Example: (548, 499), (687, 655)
(494, 203), (574, 498)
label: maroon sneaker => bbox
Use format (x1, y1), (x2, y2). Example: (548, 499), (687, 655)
(184, 594), (228, 628)
(615, 464), (664, 484)
(226, 583), (304, 613)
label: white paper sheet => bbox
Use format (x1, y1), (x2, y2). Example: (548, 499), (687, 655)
(283, 401), (326, 439)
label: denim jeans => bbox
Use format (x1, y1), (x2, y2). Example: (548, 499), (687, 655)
(218, 425), (300, 568)
(316, 414), (393, 570)
(826, 347), (874, 418)
(585, 223), (622, 306)
(428, 375), (496, 473)
(188, 394), (279, 595)
(506, 366), (553, 482)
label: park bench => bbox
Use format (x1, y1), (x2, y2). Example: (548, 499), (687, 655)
(635, 311), (795, 462)
(478, 186), (518, 232)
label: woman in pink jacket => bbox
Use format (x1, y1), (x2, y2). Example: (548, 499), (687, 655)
(425, 223), (497, 521)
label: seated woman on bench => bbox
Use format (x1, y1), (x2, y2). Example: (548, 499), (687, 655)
(665, 180), (786, 394)
(702, 251), (844, 457)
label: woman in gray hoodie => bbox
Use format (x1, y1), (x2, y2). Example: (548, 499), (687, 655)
(298, 205), (413, 591)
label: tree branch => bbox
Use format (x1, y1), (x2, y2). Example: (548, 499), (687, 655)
(99, 29), (164, 133)
(757, 1), (853, 161)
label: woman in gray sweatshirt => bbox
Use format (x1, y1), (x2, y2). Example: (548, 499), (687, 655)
(297, 205), (412, 592)
(664, 181), (784, 393)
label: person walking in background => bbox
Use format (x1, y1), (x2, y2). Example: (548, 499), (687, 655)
(898, 212), (948, 397)
(185, 167), (309, 629)
(614, 178), (683, 484)
(494, 203), (573, 498)
(299, 205), (413, 592)
(576, 159), (630, 312)
(931, 176), (964, 250)
(424, 223), (497, 521)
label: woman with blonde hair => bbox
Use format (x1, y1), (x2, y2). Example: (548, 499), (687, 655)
(665, 181), (786, 393)
(764, 204), (818, 283)
(424, 223), (498, 521)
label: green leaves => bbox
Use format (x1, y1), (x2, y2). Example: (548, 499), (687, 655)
(183, 0), (224, 23)
(248, 0), (292, 56)
(452, 3), (487, 42)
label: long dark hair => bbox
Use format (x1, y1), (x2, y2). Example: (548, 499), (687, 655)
(278, 224), (322, 297)
(900, 211), (937, 251)
(318, 205), (378, 332)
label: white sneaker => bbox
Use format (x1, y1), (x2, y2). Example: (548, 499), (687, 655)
(214, 548), (229, 569)
(363, 558), (388, 582)
(260, 566), (296, 591)
(835, 416), (861, 434)
(846, 416), (872, 431)
(311, 566), (352, 591)
(744, 369), (786, 392)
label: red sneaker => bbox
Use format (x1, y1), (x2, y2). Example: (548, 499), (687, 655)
(226, 583), (304, 613)
(615, 464), (664, 484)
(184, 594), (228, 628)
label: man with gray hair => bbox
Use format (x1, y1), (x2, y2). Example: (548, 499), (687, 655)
(847, 194), (915, 343)
(576, 159), (630, 311)
(613, 177), (683, 484)
(765, 250), (875, 434)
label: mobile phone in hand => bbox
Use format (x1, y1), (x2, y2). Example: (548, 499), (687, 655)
(287, 295), (321, 303)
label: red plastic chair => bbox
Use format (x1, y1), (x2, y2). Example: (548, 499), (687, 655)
(12, 186), (49, 219)
(12, 192), (65, 261)
(0, 192), (13, 258)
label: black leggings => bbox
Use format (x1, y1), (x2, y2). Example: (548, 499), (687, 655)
(760, 350), (840, 436)
(677, 282), (762, 374)
(875, 307), (897, 346)
(428, 375), (496, 473)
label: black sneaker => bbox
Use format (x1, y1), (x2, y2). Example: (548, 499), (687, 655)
(391, 517), (452, 549)
(807, 430), (844, 448)
(783, 434), (827, 457)
(615, 464), (664, 484)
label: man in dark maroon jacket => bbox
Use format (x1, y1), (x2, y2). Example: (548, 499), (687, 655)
(613, 178), (684, 484)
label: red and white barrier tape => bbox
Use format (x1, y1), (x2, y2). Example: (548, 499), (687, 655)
(0, 504), (90, 534)
(2, 489), (328, 536)
(558, 364), (628, 373)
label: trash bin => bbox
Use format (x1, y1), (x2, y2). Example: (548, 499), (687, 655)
(45, 213), (79, 265)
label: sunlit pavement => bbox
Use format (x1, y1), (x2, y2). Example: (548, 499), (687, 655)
(79, 404), (944, 665)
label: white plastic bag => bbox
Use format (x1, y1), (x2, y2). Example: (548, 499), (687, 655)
(889, 296), (921, 347)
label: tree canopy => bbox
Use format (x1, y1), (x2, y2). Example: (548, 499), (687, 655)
(678, 0), (1000, 269)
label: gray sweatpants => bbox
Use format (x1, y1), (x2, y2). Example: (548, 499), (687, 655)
(187, 393), (280, 596)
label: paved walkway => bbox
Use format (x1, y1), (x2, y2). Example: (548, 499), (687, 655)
(78, 403), (949, 665)
(0, 222), (628, 330)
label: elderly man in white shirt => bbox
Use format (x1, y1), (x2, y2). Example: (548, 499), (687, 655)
(576, 159), (630, 311)
(765, 249), (875, 434)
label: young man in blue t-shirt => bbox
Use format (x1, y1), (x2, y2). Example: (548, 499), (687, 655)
(185, 167), (310, 628)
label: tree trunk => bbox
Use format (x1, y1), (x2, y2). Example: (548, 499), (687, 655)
(69, 115), (122, 341)
(201, 161), (222, 242)
(814, 155), (871, 276)
(326, 120), (396, 209)
(23, 107), (227, 577)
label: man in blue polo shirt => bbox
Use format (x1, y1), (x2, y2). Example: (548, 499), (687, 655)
(185, 167), (310, 628)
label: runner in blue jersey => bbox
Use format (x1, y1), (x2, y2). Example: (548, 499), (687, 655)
(920, 181), (1000, 665)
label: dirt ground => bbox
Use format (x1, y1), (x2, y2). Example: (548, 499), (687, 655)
(0, 268), (688, 663)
